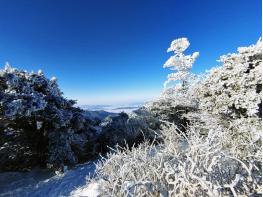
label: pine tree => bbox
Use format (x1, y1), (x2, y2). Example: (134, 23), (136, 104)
(163, 38), (199, 93)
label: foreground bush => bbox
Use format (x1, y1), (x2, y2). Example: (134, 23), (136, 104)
(74, 122), (261, 196)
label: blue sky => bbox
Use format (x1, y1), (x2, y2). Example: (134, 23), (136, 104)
(0, 0), (261, 105)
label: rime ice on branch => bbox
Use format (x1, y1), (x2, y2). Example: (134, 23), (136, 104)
(163, 38), (199, 91)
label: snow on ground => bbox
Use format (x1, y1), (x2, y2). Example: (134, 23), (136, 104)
(70, 179), (105, 197)
(0, 161), (97, 197)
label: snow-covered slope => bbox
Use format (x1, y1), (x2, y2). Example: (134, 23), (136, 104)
(0, 161), (96, 197)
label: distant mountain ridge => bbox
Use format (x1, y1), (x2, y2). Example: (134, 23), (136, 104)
(79, 102), (144, 113)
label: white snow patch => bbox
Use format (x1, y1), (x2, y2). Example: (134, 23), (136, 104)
(70, 180), (105, 197)
(0, 161), (97, 197)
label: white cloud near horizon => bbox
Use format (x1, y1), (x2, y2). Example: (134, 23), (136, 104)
(64, 89), (161, 105)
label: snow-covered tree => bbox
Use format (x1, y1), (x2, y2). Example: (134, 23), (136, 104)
(163, 37), (199, 92)
(0, 64), (97, 171)
(196, 38), (262, 119)
(145, 38), (200, 127)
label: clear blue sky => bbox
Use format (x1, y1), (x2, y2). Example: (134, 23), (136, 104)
(0, 0), (261, 105)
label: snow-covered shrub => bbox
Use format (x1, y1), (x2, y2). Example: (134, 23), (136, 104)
(196, 38), (262, 119)
(74, 122), (261, 196)
(0, 64), (96, 171)
(183, 39), (262, 143)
